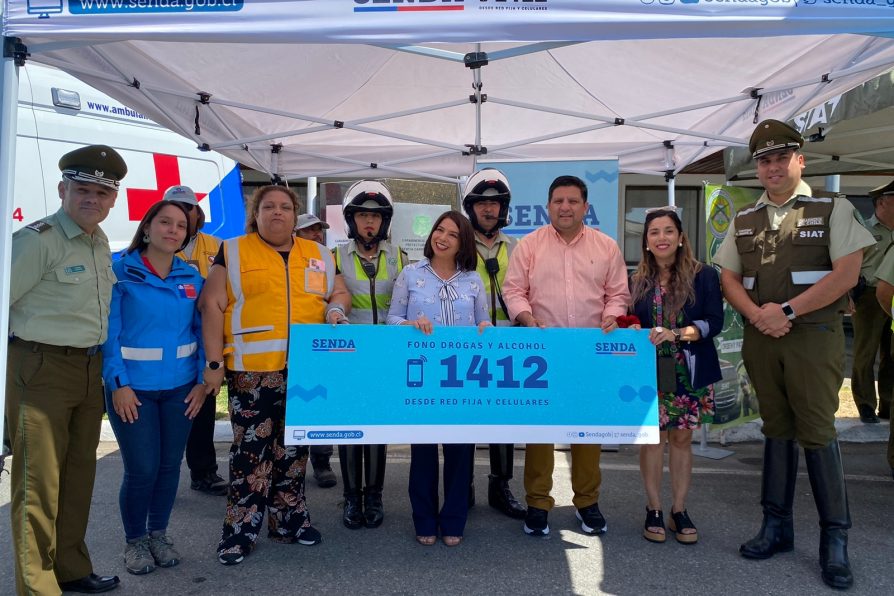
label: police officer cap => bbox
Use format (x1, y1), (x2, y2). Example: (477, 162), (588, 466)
(163, 185), (199, 206)
(58, 145), (127, 190)
(749, 119), (804, 159)
(868, 179), (894, 200)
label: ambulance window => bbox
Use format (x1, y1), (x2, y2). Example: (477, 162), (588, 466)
(51, 88), (81, 110)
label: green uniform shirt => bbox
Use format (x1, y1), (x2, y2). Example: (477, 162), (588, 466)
(714, 181), (875, 273)
(859, 214), (894, 284)
(10, 208), (116, 348)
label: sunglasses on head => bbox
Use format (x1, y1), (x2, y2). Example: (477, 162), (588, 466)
(644, 205), (680, 215)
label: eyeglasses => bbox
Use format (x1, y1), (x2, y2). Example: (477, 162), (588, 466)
(644, 205), (680, 214)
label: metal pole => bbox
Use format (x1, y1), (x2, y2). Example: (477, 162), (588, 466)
(825, 174), (841, 194)
(307, 176), (318, 216)
(0, 37), (23, 479)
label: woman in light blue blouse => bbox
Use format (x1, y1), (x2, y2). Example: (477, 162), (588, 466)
(387, 211), (491, 547)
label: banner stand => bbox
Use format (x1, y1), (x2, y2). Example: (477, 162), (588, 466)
(693, 426), (733, 460)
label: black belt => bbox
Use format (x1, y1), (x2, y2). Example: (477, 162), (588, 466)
(11, 338), (101, 356)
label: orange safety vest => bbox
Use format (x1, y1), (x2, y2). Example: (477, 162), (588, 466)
(223, 233), (333, 371)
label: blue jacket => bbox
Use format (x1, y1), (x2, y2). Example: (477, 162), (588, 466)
(631, 264), (724, 390)
(102, 249), (205, 391)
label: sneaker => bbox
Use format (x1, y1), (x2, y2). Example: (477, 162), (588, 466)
(148, 532), (181, 568)
(191, 471), (228, 496)
(124, 536), (155, 575)
(312, 464), (337, 489)
(523, 506), (550, 536)
(577, 503), (607, 535)
(297, 525), (323, 546)
(218, 551), (244, 566)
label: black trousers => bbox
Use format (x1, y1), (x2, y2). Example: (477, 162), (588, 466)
(185, 390), (218, 479)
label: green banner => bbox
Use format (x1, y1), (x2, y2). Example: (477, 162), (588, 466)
(705, 185), (763, 430)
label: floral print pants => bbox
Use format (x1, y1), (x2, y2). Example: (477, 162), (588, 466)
(217, 369), (311, 557)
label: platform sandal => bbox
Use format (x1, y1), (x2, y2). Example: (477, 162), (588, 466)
(668, 509), (698, 545)
(643, 508), (666, 543)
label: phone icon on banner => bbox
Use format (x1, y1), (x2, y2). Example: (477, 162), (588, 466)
(406, 356), (427, 388)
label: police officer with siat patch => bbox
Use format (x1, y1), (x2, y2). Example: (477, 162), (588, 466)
(333, 180), (406, 530)
(461, 168), (526, 519)
(714, 120), (875, 590)
(6, 145), (127, 594)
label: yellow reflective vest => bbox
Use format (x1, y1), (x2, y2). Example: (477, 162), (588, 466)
(177, 232), (220, 278)
(223, 233), (334, 371)
(334, 240), (405, 325)
(475, 238), (514, 325)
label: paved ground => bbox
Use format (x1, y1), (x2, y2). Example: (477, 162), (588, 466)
(1, 439), (892, 596)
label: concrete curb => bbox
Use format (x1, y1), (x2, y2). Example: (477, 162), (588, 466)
(99, 417), (890, 445)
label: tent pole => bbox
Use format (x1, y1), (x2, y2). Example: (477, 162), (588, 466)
(307, 176), (318, 217)
(665, 144), (676, 207)
(825, 175), (841, 194)
(0, 37), (23, 478)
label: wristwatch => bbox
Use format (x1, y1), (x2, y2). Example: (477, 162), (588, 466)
(780, 302), (796, 321)
(205, 360), (224, 371)
(672, 329), (682, 343)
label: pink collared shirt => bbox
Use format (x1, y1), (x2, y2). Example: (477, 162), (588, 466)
(503, 225), (630, 328)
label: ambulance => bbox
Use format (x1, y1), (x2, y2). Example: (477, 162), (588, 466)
(11, 63), (245, 251)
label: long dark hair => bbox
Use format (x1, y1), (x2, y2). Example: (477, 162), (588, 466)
(630, 209), (701, 320)
(423, 211), (478, 272)
(126, 201), (193, 254)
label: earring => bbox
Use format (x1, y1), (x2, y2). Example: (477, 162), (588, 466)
(678, 243), (683, 247)
(143, 233), (150, 243)
(646, 247), (651, 252)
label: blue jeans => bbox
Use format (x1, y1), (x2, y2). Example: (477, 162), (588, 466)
(105, 382), (194, 541)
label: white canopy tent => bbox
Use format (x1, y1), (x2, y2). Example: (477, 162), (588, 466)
(3, 2), (894, 446)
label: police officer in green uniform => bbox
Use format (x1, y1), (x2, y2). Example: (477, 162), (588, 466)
(850, 180), (894, 423)
(868, 188), (894, 481)
(6, 145), (127, 595)
(714, 120), (874, 590)
(333, 180), (405, 530)
(461, 168), (526, 519)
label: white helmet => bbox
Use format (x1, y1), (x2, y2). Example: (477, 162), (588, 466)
(342, 180), (394, 249)
(462, 168), (511, 238)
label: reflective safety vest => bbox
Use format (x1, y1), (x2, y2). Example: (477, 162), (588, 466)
(475, 238), (514, 326)
(177, 232), (220, 278)
(223, 233), (334, 371)
(334, 241), (405, 325)
(734, 196), (845, 325)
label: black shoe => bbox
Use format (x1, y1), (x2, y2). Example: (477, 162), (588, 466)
(312, 464), (337, 489)
(343, 494), (364, 529)
(487, 476), (527, 519)
(191, 471), (228, 496)
(363, 490), (385, 528)
(857, 404), (880, 424)
(58, 573), (120, 594)
(576, 503), (607, 535)
(217, 551), (244, 566)
(523, 506), (550, 536)
(297, 525), (323, 546)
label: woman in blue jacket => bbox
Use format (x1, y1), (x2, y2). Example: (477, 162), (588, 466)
(629, 208), (723, 546)
(102, 200), (208, 576)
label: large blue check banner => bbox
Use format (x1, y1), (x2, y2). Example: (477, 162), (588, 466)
(285, 325), (658, 446)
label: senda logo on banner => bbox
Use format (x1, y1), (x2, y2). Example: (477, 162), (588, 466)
(354, 0), (464, 12)
(68, 0), (244, 15)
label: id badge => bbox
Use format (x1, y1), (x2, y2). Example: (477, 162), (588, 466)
(305, 268), (327, 296)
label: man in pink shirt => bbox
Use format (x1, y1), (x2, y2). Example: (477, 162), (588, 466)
(503, 175), (630, 537)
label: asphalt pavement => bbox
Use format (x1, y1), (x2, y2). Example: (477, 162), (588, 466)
(1, 437), (892, 596)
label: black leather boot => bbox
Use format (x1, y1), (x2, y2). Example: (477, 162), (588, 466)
(740, 438), (798, 559)
(487, 443), (526, 519)
(805, 440), (854, 590)
(339, 445), (363, 529)
(363, 444), (386, 528)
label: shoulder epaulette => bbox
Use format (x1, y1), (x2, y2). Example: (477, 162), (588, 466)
(796, 196), (833, 204)
(24, 221), (52, 233)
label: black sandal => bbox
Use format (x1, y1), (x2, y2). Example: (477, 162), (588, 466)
(643, 508), (666, 543)
(668, 509), (698, 545)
